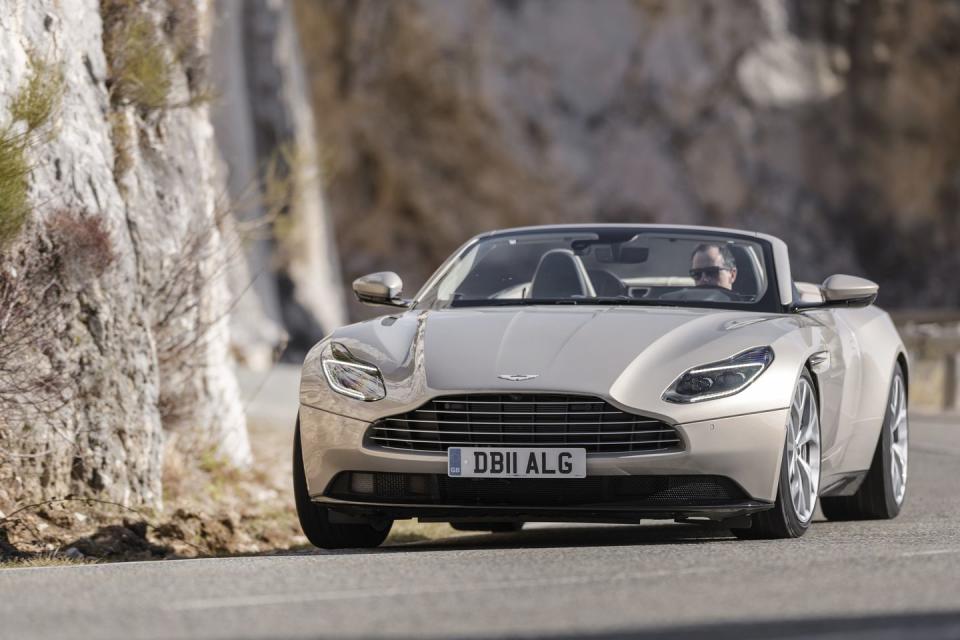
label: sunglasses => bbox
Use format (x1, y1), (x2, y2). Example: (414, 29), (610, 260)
(690, 266), (731, 279)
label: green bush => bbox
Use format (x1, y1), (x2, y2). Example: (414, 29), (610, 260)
(0, 56), (62, 246)
(9, 57), (63, 132)
(0, 132), (30, 246)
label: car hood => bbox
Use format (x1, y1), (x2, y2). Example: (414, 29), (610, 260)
(305, 305), (814, 423)
(419, 306), (747, 392)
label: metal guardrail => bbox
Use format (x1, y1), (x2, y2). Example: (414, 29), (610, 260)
(892, 310), (960, 412)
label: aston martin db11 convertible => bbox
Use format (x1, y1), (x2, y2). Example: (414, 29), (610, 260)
(294, 224), (909, 548)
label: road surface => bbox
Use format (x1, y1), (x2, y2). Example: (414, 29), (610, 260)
(1, 413), (958, 639)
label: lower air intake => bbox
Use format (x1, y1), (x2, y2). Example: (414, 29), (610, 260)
(326, 473), (747, 507)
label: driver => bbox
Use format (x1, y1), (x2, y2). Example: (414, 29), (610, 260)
(690, 243), (737, 290)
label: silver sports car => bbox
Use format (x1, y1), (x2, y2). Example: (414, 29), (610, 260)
(295, 225), (909, 548)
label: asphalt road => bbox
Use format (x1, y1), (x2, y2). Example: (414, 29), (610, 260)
(2, 414), (958, 640)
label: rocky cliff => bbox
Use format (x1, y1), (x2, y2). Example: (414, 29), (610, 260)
(211, 0), (347, 366)
(0, 0), (248, 512)
(297, 0), (960, 313)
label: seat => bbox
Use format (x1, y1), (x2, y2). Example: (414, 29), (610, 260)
(587, 269), (627, 298)
(728, 244), (758, 297)
(528, 249), (597, 299)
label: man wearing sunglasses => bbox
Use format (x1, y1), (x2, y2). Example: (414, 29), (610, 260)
(690, 243), (737, 290)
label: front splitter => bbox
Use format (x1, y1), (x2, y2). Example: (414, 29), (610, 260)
(315, 497), (773, 525)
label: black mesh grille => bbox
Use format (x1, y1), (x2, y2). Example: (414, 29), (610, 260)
(327, 473), (746, 507)
(366, 394), (682, 454)
(373, 473), (408, 499)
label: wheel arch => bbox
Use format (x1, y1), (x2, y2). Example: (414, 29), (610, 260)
(804, 358), (823, 414)
(896, 350), (909, 400)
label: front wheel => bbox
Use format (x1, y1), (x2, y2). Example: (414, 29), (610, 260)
(733, 369), (821, 539)
(821, 364), (907, 521)
(293, 419), (392, 549)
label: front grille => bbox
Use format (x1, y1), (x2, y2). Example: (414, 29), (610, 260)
(366, 394), (682, 454)
(326, 472), (746, 507)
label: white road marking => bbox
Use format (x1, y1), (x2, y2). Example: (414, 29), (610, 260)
(896, 549), (960, 558)
(164, 544), (960, 612)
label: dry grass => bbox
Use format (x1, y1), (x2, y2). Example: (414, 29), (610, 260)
(9, 56), (63, 132)
(157, 437), (304, 557)
(387, 521), (458, 544)
(0, 554), (94, 570)
(0, 409), (460, 564)
(101, 0), (172, 112)
(0, 132), (30, 246)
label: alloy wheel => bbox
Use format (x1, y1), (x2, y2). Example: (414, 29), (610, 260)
(786, 377), (820, 524)
(889, 375), (909, 505)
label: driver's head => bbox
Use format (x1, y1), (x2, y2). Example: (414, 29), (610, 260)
(690, 243), (737, 290)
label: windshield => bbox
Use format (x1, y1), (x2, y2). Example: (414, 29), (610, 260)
(416, 228), (779, 312)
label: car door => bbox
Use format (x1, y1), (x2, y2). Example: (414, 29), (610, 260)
(801, 307), (864, 479)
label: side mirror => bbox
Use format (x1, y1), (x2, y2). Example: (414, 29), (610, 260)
(793, 274), (879, 311)
(352, 272), (410, 307)
(820, 274), (878, 307)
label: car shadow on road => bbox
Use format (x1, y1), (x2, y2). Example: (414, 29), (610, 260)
(274, 521), (769, 557)
(389, 522), (741, 552)
(513, 611), (960, 640)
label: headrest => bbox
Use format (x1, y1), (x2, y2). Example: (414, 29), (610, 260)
(529, 249), (597, 299)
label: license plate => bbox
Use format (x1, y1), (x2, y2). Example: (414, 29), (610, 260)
(447, 447), (586, 478)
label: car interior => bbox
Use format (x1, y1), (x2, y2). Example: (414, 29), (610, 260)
(448, 235), (769, 304)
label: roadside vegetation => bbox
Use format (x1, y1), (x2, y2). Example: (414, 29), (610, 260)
(1, 417), (458, 565)
(102, 1), (171, 112)
(0, 555), (95, 570)
(0, 55), (63, 246)
(0, 5), (456, 568)
(100, 0), (214, 185)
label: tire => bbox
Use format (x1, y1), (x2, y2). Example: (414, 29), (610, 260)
(821, 364), (907, 521)
(293, 419), (392, 549)
(450, 521), (524, 533)
(733, 369), (821, 540)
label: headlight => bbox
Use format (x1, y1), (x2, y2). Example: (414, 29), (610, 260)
(321, 342), (386, 401)
(663, 346), (774, 403)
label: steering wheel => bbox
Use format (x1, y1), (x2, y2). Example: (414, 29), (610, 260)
(696, 284), (735, 297)
(670, 285), (736, 302)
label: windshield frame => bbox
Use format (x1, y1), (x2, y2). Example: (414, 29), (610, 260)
(412, 226), (784, 313)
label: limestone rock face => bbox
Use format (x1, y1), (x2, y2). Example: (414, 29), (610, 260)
(0, 0), (248, 511)
(297, 0), (960, 311)
(211, 0), (347, 365)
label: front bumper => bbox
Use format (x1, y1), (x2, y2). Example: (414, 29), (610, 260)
(298, 403), (788, 510)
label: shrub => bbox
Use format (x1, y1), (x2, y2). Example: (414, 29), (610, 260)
(0, 211), (115, 440)
(101, 0), (171, 112)
(0, 55), (63, 246)
(0, 133), (30, 246)
(9, 56), (64, 132)
(45, 210), (116, 285)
